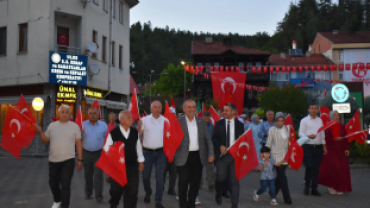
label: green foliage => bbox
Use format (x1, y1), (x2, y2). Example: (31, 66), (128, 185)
(152, 64), (193, 96)
(253, 108), (265, 118)
(258, 83), (308, 116)
(350, 142), (370, 164)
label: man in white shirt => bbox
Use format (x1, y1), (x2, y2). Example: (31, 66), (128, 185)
(137, 101), (167, 208)
(299, 103), (327, 197)
(104, 111), (144, 208)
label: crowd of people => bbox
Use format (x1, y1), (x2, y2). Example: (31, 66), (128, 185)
(34, 101), (353, 208)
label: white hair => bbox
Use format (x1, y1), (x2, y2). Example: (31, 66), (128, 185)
(151, 100), (162, 108)
(182, 99), (196, 108)
(58, 105), (71, 113)
(118, 110), (131, 121)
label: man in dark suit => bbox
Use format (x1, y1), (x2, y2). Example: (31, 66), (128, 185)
(213, 103), (245, 208)
(175, 99), (215, 208)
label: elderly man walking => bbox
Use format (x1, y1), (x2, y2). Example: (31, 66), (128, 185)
(104, 111), (145, 208)
(35, 105), (83, 208)
(258, 111), (276, 146)
(175, 99), (215, 208)
(81, 107), (108, 202)
(137, 101), (167, 208)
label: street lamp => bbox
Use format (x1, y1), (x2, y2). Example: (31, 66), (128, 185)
(181, 61), (186, 102)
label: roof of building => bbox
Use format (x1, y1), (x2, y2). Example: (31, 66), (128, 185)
(269, 54), (334, 65)
(192, 40), (270, 55)
(318, 31), (370, 44)
(130, 75), (141, 94)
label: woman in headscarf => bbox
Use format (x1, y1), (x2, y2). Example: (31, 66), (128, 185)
(265, 112), (292, 204)
(249, 114), (262, 159)
(318, 110), (352, 195)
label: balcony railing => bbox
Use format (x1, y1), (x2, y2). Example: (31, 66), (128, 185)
(54, 44), (81, 55)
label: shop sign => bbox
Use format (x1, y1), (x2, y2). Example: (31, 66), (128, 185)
(83, 88), (102, 98)
(57, 85), (76, 103)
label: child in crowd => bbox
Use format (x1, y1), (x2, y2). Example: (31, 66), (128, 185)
(253, 146), (284, 206)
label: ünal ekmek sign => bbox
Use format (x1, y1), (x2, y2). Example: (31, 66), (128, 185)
(49, 51), (87, 86)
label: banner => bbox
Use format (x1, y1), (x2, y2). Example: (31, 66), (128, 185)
(211, 72), (247, 114)
(344, 49), (370, 97)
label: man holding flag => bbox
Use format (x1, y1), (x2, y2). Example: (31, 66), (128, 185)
(137, 101), (167, 208)
(212, 103), (245, 208)
(35, 105), (83, 208)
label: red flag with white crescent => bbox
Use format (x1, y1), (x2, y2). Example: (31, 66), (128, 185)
(129, 88), (140, 120)
(318, 120), (341, 140)
(227, 129), (259, 181)
(345, 110), (363, 143)
(171, 97), (176, 109)
(284, 138), (303, 170)
(96, 141), (127, 187)
(284, 114), (296, 140)
(208, 106), (221, 129)
(16, 94), (37, 148)
(320, 106), (331, 125)
(163, 101), (183, 163)
(344, 130), (369, 145)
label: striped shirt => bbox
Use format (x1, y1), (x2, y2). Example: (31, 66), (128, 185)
(265, 125), (290, 165)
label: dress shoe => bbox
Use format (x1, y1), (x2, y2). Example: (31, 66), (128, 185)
(285, 200), (293, 205)
(155, 202), (165, 208)
(144, 193), (151, 203)
(303, 187), (309, 195)
(215, 194), (222, 205)
(222, 192), (231, 198)
(311, 189), (322, 196)
(231, 205), (238, 208)
(96, 196), (103, 203)
(168, 190), (176, 196)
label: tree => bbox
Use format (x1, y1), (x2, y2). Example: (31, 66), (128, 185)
(152, 64), (193, 96)
(258, 83), (308, 116)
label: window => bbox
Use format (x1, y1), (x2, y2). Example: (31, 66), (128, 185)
(0, 27), (6, 55)
(256, 62), (261, 67)
(339, 71), (344, 81)
(119, 45), (123, 69)
(275, 73), (289, 81)
(338, 50), (344, 62)
(214, 62), (219, 67)
(19, 23), (28, 52)
(238, 62), (244, 72)
(103, 0), (108, 11)
(102, 36), (107, 62)
(112, 0), (116, 18)
(112, 41), (115, 66)
(246, 62), (252, 73)
(92, 30), (97, 58)
(291, 72), (297, 79)
(314, 72), (330, 80)
(205, 63), (210, 73)
(306, 72), (311, 78)
(119, 2), (123, 24)
(248, 90), (254, 99)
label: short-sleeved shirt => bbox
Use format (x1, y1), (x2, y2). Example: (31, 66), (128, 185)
(45, 121), (81, 162)
(259, 158), (276, 180)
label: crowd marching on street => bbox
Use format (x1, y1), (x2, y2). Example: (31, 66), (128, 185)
(21, 96), (362, 208)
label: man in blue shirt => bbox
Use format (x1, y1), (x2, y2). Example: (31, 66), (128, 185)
(82, 107), (107, 203)
(258, 111), (275, 146)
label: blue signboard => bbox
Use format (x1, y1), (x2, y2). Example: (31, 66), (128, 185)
(49, 51), (88, 86)
(331, 83), (349, 103)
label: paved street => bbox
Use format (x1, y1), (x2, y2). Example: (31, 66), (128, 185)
(0, 157), (369, 208)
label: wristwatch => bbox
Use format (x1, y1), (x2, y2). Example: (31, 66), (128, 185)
(78, 159), (83, 162)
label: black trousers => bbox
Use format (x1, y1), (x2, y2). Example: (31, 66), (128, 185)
(49, 158), (75, 208)
(216, 154), (239, 206)
(177, 151), (202, 208)
(109, 165), (139, 208)
(163, 161), (177, 192)
(303, 144), (323, 190)
(83, 149), (103, 197)
(275, 165), (291, 202)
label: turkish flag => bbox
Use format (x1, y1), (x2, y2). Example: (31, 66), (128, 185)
(16, 94), (37, 148)
(320, 106), (331, 125)
(58, 32), (69, 46)
(345, 110), (363, 143)
(104, 121), (116, 144)
(284, 114), (296, 140)
(144, 111), (148, 116)
(129, 88), (140, 120)
(171, 97), (176, 109)
(96, 141), (127, 187)
(0, 106), (34, 159)
(202, 102), (206, 112)
(227, 129), (259, 181)
(163, 102), (183, 163)
(211, 72), (247, 114)
(208, 106), (221, 129)
(344, 130), (369, 145)
(318, 120), (341, 140)
(284, 138), (303, 170)
(75, 106), (83, 130)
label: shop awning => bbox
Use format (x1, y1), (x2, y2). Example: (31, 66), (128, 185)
(106, 100), (127, 110)
(0, 94), (49, 104)
(85, 97), (107, 106)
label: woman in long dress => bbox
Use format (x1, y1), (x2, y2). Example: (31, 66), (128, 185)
(249, 114), (262, 159)
(318, 110), (352, 194)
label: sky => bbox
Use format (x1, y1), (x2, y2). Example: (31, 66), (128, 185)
(130, 0), (298, 36)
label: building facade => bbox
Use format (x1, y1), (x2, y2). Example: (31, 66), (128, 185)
(0, 0), (138, 153)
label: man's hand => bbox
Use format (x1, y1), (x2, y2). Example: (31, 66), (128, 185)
(76, 161), (83, 170)
(139, 162), (144, 172)
(345, 150), (350, 156)
(323, 146), (328, 155)
(34, 124), (42, 133)
(81, 129), (85, 136)
(308, 134), (316, 139)
(220, 145), (227, 156)
(208, 156), (215, 163)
